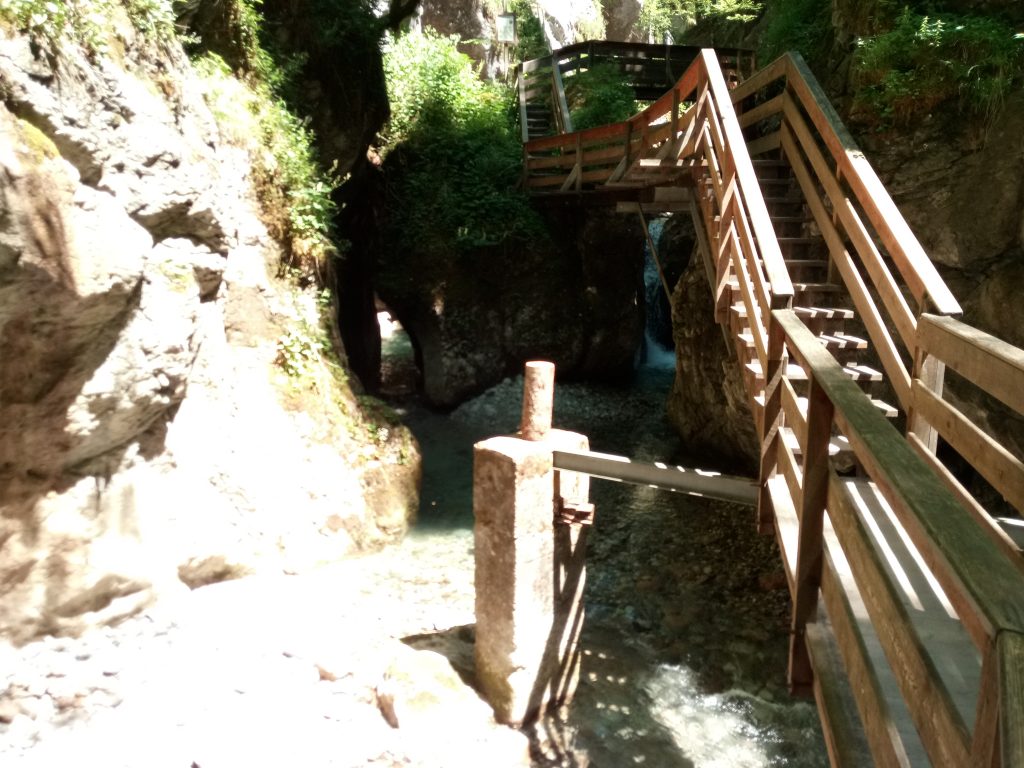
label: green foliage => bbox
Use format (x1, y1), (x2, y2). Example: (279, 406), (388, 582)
(194, 50), (341, 275)
(509, 0), (548, 62)
(565, 63), (636, 130)
(758, 0), (831, 67)
(852, 9), (1024, 127)
(380, 30), (544, 272)
(638, 0), (762, 41)
(0, 0), (176, 49)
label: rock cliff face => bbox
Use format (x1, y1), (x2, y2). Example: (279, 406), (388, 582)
(0, 14), (418, 642)
(376, 202), (646, 408)
(662, 217), (759, 471)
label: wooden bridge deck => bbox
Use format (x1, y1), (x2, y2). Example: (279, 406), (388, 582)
(519, 42), (1024, 768)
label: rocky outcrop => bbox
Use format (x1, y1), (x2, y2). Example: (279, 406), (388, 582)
(0, 13), (418, 643)
(377, 203), (646, 408)
(663, 217), (759, 472)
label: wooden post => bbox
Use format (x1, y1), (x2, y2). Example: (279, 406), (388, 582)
(909, 346), (945, 453)
(474, 363), (591, 725)
(788, 375), (833, 695)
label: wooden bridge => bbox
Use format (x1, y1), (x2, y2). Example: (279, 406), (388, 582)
(517, 44), (1024, 767)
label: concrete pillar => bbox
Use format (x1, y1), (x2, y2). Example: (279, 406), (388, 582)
(473, 364), (591, 725)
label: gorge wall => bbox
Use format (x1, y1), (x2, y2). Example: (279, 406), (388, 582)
(0, 6), (418, 643)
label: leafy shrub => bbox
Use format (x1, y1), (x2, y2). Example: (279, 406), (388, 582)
(638, 0), (762, 41)
(0, 0), (176, 49)
(852, 9), (1024, 127)
(380, 29), (544, 278)
(758, 0), (831, 67)
(510, 0), (548, 63)
(194, 49), (340, 276)
(565, 63), (636, 130)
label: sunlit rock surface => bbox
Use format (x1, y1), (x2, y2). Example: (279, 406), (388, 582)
(0, 19), (418, 642)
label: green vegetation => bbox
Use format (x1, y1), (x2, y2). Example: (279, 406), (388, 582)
(509, 0), (547, 62)
(380, 30), (544, 287)
(852, 9), (1024, 127)
(565, 63), (636, 130)
(638, 0), (763, 41)
(758, 0), (831, 67)
(0, 0), (176, 49)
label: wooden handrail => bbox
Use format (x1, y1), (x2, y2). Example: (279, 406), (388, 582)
(524, 50), (792, 333)
(770, 307), (1024, 767)
(733, 52), (962, 318)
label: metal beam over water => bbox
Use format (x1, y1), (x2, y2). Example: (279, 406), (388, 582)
(551, 449), (757, 506)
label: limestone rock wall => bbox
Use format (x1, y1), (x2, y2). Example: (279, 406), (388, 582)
(376, 203), (646, 409)
(0, 16), (418, 643)
(662, 217), (759, 472)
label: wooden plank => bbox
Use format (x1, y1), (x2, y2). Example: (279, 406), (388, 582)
(805, 621), (876, 768)
(780, 125), (913, 412)
(738, 92), (784, 129)
(1000, 631), (1024, 768)
(518, 71), (531, 143)
(907, 432), (1024, 565)
(729, 52), (789, 103)
(746, 130), (781, 157)
(766, 474), (799, 588)
(729, 226), (768, 369)
(820, 543), (914, 768)
(778, 420), (803, 511)
(909, 349), (944, 453)
(918, 314), (1024, 417)
(971, 645), (1001, 768)
(781, 377), (806, 453)
(781, 96), (918, 351)
(783, 53), (961, 316)
(827, 476), (972, 767)
(911, 380), (1024, 513)
(775, 309), (1024, 647)
(733, 203), (774, 320)
(758, 313), (787, 533)
(702, 49), (793, 304)
(789, 377), (834, 692)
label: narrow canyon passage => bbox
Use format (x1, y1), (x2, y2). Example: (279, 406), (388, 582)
(383, 322), (829, 767)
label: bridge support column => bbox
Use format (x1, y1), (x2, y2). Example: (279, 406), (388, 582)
(473, 362), (591, 725)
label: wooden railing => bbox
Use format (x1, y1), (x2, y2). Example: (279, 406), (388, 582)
(766, 308), (1024, 768)
(518, 42), (754, 142)
(520, 44), (1024, 767)
(524, 50), (794, 379)
(731, 53), (962, 425)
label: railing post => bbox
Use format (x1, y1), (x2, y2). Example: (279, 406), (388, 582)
(909, 343), (944, 453)
(788, 373), (833, 695)
(474, 362), (592, 725)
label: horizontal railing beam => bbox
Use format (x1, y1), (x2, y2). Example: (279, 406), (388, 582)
(552, 449), (757, 506)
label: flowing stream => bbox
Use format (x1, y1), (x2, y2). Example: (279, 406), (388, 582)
(381, 313), (829, 767)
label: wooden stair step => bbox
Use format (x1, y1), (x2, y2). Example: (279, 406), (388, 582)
(776, 237), (821, 246)
(819, 332), (868, 350)
(746, 359), (883, 384)
(794, 306), (855, 321)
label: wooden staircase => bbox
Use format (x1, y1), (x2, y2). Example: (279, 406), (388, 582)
(520, 44), (1024, 768)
